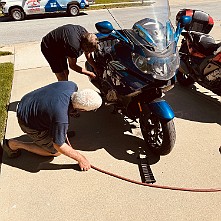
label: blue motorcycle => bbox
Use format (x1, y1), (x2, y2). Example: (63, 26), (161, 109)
(86, 0), (191, 155)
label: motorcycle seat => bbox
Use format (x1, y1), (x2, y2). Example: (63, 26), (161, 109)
(190, 31), (221, 56)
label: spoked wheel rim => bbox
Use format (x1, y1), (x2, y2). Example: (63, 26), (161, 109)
(140, 109), (176, 155)
(142, 115), (163, 149)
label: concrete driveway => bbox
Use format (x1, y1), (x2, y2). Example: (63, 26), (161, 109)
(0, 21), (221, 221)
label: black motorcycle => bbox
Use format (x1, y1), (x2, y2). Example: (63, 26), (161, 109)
(86, 0), (191, 155)
(176, 9), (221, 95)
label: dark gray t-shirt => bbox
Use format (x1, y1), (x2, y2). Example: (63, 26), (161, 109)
(17, 81), (78, 145)
(42, 24), (87, 58)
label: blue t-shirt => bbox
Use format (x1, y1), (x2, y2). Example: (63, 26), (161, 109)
(17, 81), (78, 145)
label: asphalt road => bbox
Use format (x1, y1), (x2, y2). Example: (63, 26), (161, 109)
(0, 2), (220, 45)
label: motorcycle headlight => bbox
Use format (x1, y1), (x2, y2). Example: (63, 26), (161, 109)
(132, 52), (180, 81)
(131, 53), (152, 74)
(152, 55), (180, 80)
(153, 63), (168, 76)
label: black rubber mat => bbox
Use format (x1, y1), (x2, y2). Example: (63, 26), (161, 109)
(138, 154), (156, 184)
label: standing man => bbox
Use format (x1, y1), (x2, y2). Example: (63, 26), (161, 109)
(41, 24), (99, 81)
(1, 81), (102, 171)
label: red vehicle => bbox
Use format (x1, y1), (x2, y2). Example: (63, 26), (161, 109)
(176, 9), (221, 95)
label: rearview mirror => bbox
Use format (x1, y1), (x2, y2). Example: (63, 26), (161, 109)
(179, 15), (192, 28)
(174, 15), (192, 42)
(95, 21), (114, 34)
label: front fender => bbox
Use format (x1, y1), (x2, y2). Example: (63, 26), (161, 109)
(148, 99), (175, 120)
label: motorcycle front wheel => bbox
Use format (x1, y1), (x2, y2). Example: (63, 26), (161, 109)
(140, 113), (176, 156)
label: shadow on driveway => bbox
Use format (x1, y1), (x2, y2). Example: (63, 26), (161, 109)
(1, 85), (220, 173)
(1, 105), (160, 173)
(1, 134), (82, 173)
(165, 84), (221, 125)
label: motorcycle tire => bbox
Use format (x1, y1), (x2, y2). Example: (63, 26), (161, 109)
(140, 113), (176, 156)
(176, 70), (195, 87)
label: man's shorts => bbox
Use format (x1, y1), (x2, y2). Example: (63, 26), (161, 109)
(18, 118), (57, 154)
(41, 41), (68, 73)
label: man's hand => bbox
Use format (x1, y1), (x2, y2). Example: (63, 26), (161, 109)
(94, 66), (103, 77)
(88, 71), (96, 79)
(53, 142), (91, 171)
(68, 57), (96, 79)
(78, 155), (91, 171)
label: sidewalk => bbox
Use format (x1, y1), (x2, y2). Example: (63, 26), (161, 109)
(0, 16), (221, 221)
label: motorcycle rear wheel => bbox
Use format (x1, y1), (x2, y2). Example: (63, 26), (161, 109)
(176, 70), (195, 87)
(140, 113), (176, 156)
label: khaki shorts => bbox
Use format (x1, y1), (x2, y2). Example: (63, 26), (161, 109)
(18, 118), (57, 154)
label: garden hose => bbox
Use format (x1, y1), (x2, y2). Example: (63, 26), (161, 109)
(66, 137), (221, 192)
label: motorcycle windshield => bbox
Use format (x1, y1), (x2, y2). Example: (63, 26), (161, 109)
(132, 18), (175, 51)
(102, 0), (179, 80)
(106, 0), (175, 51)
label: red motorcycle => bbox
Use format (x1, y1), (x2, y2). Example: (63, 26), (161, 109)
(176, 9), (221, 95)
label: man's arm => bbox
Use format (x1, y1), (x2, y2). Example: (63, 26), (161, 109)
(53, 142), (91, 171)
(84, 52), (102, 76)
(68, 57), (96, 79)
(84, 52), (97, 70)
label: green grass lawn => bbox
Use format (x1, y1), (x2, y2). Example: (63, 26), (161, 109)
(90, 0), (143, 9)
(0, 51), (13, 56)
(0, 62), (14, 141)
